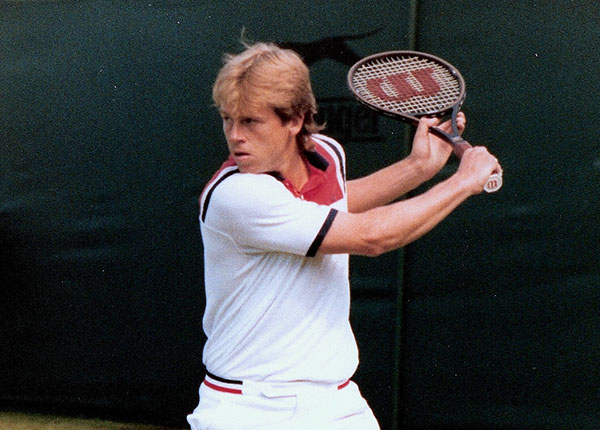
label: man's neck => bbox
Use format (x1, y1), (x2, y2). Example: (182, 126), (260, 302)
(276, 152), (311, 192)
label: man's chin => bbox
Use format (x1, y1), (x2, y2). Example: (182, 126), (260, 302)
(235, 163), (261, 175)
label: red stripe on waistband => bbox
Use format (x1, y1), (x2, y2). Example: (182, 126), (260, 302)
(203, 379), (243, 395)
(204, 378), (350, 394)
(338, 379), (350, 390)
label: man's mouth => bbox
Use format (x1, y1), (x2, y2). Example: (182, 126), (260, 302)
(232, 152), (253, 166)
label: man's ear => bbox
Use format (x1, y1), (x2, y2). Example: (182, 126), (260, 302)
(287, 114), (304, 136)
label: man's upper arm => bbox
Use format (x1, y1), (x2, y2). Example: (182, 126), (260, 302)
(317, 209), (382, 257)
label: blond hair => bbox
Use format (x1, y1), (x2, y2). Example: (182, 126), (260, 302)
(212, 42), (323, 152)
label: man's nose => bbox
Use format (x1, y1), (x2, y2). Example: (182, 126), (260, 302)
(228, 121), (245, 142)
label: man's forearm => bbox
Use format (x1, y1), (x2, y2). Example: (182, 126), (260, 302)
(377, 173), (472, 249)
(321, 172), (473, 256)
(346, 155), (434, 213)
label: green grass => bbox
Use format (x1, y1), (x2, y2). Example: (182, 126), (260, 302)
(0, 412), (187, 430)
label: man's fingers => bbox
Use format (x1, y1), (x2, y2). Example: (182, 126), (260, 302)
(416, 116), (440, 136)
(436, 112), (466, 134)
(455, 112), (466, 133)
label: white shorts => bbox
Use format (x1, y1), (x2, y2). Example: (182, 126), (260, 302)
(187, 375), (380, 430)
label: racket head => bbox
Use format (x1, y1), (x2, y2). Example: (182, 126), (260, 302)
(348, 51), (466, 123)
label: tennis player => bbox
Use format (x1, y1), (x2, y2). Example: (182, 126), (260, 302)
(188, 42), (500, 430)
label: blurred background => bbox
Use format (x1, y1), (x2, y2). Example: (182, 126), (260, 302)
(1, 1), (598, 429)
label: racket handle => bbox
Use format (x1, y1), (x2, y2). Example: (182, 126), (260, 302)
(451, 140), (471, 158)
(429, 126), (471, 157)
(451, 138), (503, 193)
(429, 128), (503, 193)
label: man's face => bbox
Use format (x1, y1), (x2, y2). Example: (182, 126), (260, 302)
(221, 104), (302, 174)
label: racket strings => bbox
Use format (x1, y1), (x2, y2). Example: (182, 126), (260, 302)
(352, 55), (462, 115)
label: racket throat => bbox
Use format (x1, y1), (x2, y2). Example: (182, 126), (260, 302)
(428, 127), (467, 155)
(430, 106), (469, 157)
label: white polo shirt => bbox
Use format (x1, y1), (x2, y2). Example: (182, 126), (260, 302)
(199, 135), (358, 384)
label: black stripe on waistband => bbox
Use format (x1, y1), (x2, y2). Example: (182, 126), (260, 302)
(205, 371), (243, 385)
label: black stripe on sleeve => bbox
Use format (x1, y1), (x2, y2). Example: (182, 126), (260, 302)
(201, 169), (239, 222)
(306, 209), (338, 257)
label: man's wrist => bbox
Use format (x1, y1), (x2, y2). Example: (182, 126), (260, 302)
(405, 154), (437, 182)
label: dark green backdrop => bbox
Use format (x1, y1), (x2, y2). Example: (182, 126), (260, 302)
(1, 1), (598, 429)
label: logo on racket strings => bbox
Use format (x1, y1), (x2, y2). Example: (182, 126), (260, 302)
(366, 68), (439, 102)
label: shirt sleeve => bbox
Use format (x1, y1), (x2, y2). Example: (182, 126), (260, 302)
(203, 173), (336, 256)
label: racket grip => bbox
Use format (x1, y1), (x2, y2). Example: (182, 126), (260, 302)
(451, 139), (502, 193)
(430, 131), (502, 193)
(451, 139), (472, 158)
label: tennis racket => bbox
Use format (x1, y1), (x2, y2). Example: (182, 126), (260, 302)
(347, 50), (502, 193)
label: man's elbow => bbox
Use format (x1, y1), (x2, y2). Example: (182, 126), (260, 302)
(357, 225), (408, 257)
(360, 244), (388, 257)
